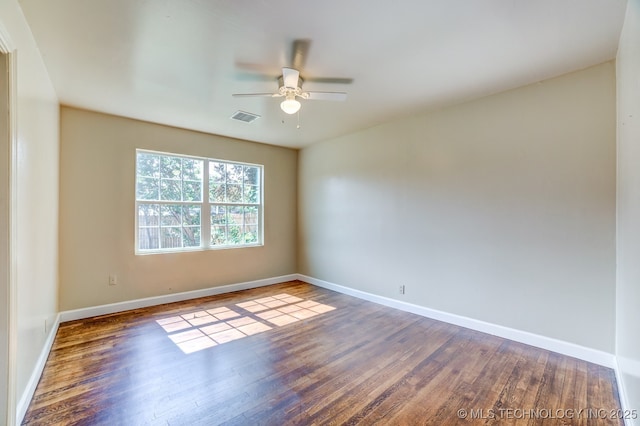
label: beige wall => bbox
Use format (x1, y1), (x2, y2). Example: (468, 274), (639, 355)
(299, 62), (616, 352)
(59, 107), (297, 311)
(0, 0), (60, 421)
(616, 0), (640, 421)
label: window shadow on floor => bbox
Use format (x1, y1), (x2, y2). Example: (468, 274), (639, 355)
(156, 293), (336, 354)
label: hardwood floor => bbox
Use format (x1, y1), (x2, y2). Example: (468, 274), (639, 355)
(23, 281), (623, 425)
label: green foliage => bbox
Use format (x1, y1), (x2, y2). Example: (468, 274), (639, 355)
(210, 205), (259, 246)
(137, 153), (203, 202)
(208, 162), (260, 204)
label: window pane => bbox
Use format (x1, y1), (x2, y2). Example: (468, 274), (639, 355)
(161, 180), (181, 201)
(228, 206), (243, 224)
(228, 225), (242, 245)
(161, 156), (182, 179)
(243, 184), (259, 204)
(161, 205), (181, 226)
(244, 166), (259, 185)
(244, 224), (257, 244)
(182, 205), (201, 226)
(245, 206), (258, 225)
(210, 161), (225, 183)
(137, 153), (160, 178)
(183, 158), (203, 181)
(228, 206), (244, 245)
(210, 184), (225, 203)
(139, 227), (159, 250)
(161, 227), (182, 249)
(183, 227), (200, 248)
(211, 205), (226, 225)
(227, 164), (243, 184)
(226, 184), (242, 203)
(183, 181), (202, 202)
(138, 204), (160, 226)
(137, 177), (159, 200)
(211, 225), (227, 245)
(244, 207), (258, 243)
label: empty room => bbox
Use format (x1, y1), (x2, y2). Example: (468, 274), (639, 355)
(1, 0), (640, 424)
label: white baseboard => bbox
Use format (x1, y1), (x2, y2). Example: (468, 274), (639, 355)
(615, 357), (640, 426)
(59, 274), (298, 323)
(297, 274), (616, 368)
(614, 359), (630, 426)
(16, 313), (60, 426)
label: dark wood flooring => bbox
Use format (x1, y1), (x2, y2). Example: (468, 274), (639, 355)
(23, 281), (623, 425)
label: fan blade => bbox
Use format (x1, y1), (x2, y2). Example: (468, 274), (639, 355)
(234, 61), (279, 74)
(291, 39), (311, 71)
(305, 76), (354, 85)
(282, 68), (300, 89)
(305, 91), (347, 101)
(234, 72), (278, 82)
(232, 93), (281, 98)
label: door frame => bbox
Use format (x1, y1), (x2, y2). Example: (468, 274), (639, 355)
(0, 18), (18, 426)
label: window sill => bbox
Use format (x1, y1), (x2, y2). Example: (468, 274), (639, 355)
(135, 243), (264, 256)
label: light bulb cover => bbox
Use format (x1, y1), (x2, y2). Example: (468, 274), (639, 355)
(280, 98), (301, 114)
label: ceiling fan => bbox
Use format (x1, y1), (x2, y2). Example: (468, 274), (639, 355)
(233, 39), (352, 115)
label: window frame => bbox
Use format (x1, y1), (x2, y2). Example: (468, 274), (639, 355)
(135, 149), (264, 255)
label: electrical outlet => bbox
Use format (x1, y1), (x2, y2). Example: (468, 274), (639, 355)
(399, 285), (405, 295)
(109, 274), (117, 286)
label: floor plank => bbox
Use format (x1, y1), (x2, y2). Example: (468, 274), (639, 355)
(22, 281), (623, 425)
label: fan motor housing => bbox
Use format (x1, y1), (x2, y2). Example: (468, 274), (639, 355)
(278, 75), (304, 90)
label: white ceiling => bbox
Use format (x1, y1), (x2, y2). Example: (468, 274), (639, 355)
(19, 0), (627, 149)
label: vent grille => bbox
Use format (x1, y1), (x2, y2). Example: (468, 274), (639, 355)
(231, 110), (260, 123)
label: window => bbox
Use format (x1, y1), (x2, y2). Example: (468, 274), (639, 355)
(136, 150), (263, 253)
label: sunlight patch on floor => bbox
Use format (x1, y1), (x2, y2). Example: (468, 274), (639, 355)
(156, 293), (336, 354)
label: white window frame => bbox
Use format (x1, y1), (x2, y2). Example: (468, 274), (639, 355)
(135, 149), (264, 254)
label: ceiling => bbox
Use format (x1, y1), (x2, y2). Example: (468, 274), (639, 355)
(19, 0), (628, 149)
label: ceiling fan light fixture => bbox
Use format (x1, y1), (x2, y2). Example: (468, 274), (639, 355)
(280, 96), (301, 115)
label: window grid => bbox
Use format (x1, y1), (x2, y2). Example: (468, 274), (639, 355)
(209, 161), (261, 247)
(136, 150), (263, 254)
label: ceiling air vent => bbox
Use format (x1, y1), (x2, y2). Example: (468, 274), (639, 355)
(230, 110), (260, 123)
